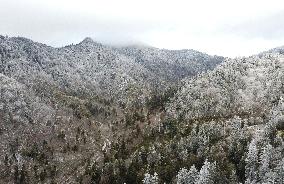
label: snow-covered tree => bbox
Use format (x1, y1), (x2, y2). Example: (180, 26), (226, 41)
(142, 172), (159, 184)
(196, 159), (216, 184)
(189, 123), (199, 152)
(245, 139), (258, 183)
(177, 165), (198, 184)
(274, 159), (284, 184)
(259, 143), (274, 182)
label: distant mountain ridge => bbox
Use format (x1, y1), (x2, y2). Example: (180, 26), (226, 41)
(0, 35), (225, 107)
(116, 46), (224, 83)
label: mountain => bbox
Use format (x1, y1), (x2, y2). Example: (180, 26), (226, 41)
(0, 36), (225, 183)
(0, 35), (283, 184)
(0, 36), (224, 107)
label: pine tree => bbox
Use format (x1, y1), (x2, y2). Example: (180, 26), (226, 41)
(177, 165), (198, 184)
(189, 124), (199, 153)
(245, 139), (258, 183)
(177, 168), (190, 184)
(196, 159), (216, 184)
(259, 143), (273, 182)
(274, 159), (284, 184)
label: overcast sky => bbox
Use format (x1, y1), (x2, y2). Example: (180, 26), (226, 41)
(1, 0), (284, 57)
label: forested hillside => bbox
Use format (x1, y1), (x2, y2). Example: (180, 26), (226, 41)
(0, 35), (283, 184)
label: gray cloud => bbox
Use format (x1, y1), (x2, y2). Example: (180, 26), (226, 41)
(0, 0), (165, 47)
(221, 11), (284, 40)
(1, 0), (284, 57)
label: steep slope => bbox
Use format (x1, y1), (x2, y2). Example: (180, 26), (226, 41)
(167, 53), (284, 121)
(159, 52), (284, 183)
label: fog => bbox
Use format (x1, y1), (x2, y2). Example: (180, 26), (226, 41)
(1, 0), (284, 57)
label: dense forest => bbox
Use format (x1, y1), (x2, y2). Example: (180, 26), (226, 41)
(0, 35), (283, 183)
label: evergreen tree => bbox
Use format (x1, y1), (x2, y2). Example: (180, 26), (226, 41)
(274, 159), (284, 184)
(259, 143), (273, 182)
(196, 159), (216, 184)
(177, 165), (198, 184)
(245, 139), (258, 184)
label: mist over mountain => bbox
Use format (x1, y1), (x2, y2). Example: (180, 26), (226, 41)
(0, 36), (283, 184)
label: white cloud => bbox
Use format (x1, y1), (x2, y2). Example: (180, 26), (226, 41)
(0, 0), (284, 57)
